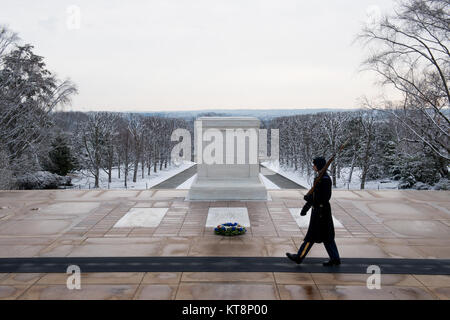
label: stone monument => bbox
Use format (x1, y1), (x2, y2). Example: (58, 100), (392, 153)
(188, 117), (268, 200)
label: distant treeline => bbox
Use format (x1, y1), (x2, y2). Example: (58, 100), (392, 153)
(268, 109), (449, 190)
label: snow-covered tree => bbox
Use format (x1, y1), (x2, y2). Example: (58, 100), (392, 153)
(358, 0), (449, 170)
(78, 112), (116, 188)
(0, 26), (77, 189)
(45, 134), (78, 176)
(128, 114), (145, 183)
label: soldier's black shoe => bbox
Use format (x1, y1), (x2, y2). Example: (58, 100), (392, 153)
(286, 252), (303, 264)
(322, 259), (341, 267)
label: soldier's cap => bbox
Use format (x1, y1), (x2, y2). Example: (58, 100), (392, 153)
(313, 157), (326, 171)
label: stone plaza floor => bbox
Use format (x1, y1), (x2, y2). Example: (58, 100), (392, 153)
(0, 189), (449, 300)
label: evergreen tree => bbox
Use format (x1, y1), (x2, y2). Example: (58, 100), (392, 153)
(397, 147), (441, 189)
(382, 140), (397, 176)
(46, 135), (77, 176)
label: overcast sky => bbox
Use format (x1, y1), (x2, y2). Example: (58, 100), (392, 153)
(0, 0), (400, 112)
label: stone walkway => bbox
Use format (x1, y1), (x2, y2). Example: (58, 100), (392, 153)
(151, 164), (306, 189)
(0, 189), (448, 299)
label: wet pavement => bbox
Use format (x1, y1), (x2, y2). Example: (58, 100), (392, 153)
(0, 189), (448, 300)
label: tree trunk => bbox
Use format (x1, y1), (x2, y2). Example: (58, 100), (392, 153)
(108, 150), (112, 184)
(95, 167), (99, 188)
(360, 135), (372, 190)
(337, 160), (341, 179)
(348, 146), (357, 188)
(124, 165), (128, 188)
(331, 140), (337, 187)
(118, 153), (121, 179)
(133, 158), (138, 183)
(147, 156), (151, 175)
(361, 165), (368, 190)
(124, 147), (129, 188)
(153, 146), (158, 173)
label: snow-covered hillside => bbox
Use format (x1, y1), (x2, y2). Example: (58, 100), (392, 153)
(261, 161), (399, 190)
(69, 161), (195, 190)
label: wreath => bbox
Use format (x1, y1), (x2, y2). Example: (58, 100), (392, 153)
(214, 222), (247, 236)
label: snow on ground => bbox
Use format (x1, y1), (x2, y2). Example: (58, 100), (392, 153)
(261, 161), (312, 189)
(334, 166), (399, 190)
(261, 161), (399, 190)
(69, 160), (399, 191)
(176, 174), (197, 189)
(69, 161), (195, 190)
(259, 173), (281, 190)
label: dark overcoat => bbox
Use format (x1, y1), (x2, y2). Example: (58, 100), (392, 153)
(303, 173), (335, 243)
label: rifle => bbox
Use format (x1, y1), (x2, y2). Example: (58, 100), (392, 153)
(305, 138), (350, 196)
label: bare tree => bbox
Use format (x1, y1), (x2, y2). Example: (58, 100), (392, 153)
(100, 113), (119, 185)
(116, 116), (133, 188)
(79, 112), (115, 188)
(358, 0), (449, 166)
(128, 114), (145, 183)
(319, 112), (350, 186)
(0, 25), (19, 57)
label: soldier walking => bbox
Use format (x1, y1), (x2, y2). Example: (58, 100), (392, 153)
(286, 156), (341, 266)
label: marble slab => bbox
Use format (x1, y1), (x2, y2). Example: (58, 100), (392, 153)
(288, 208), (344, 228)
(205, 207), (250, 227)
(39, 202), (99, 215)
(113, 208), (169, 228)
